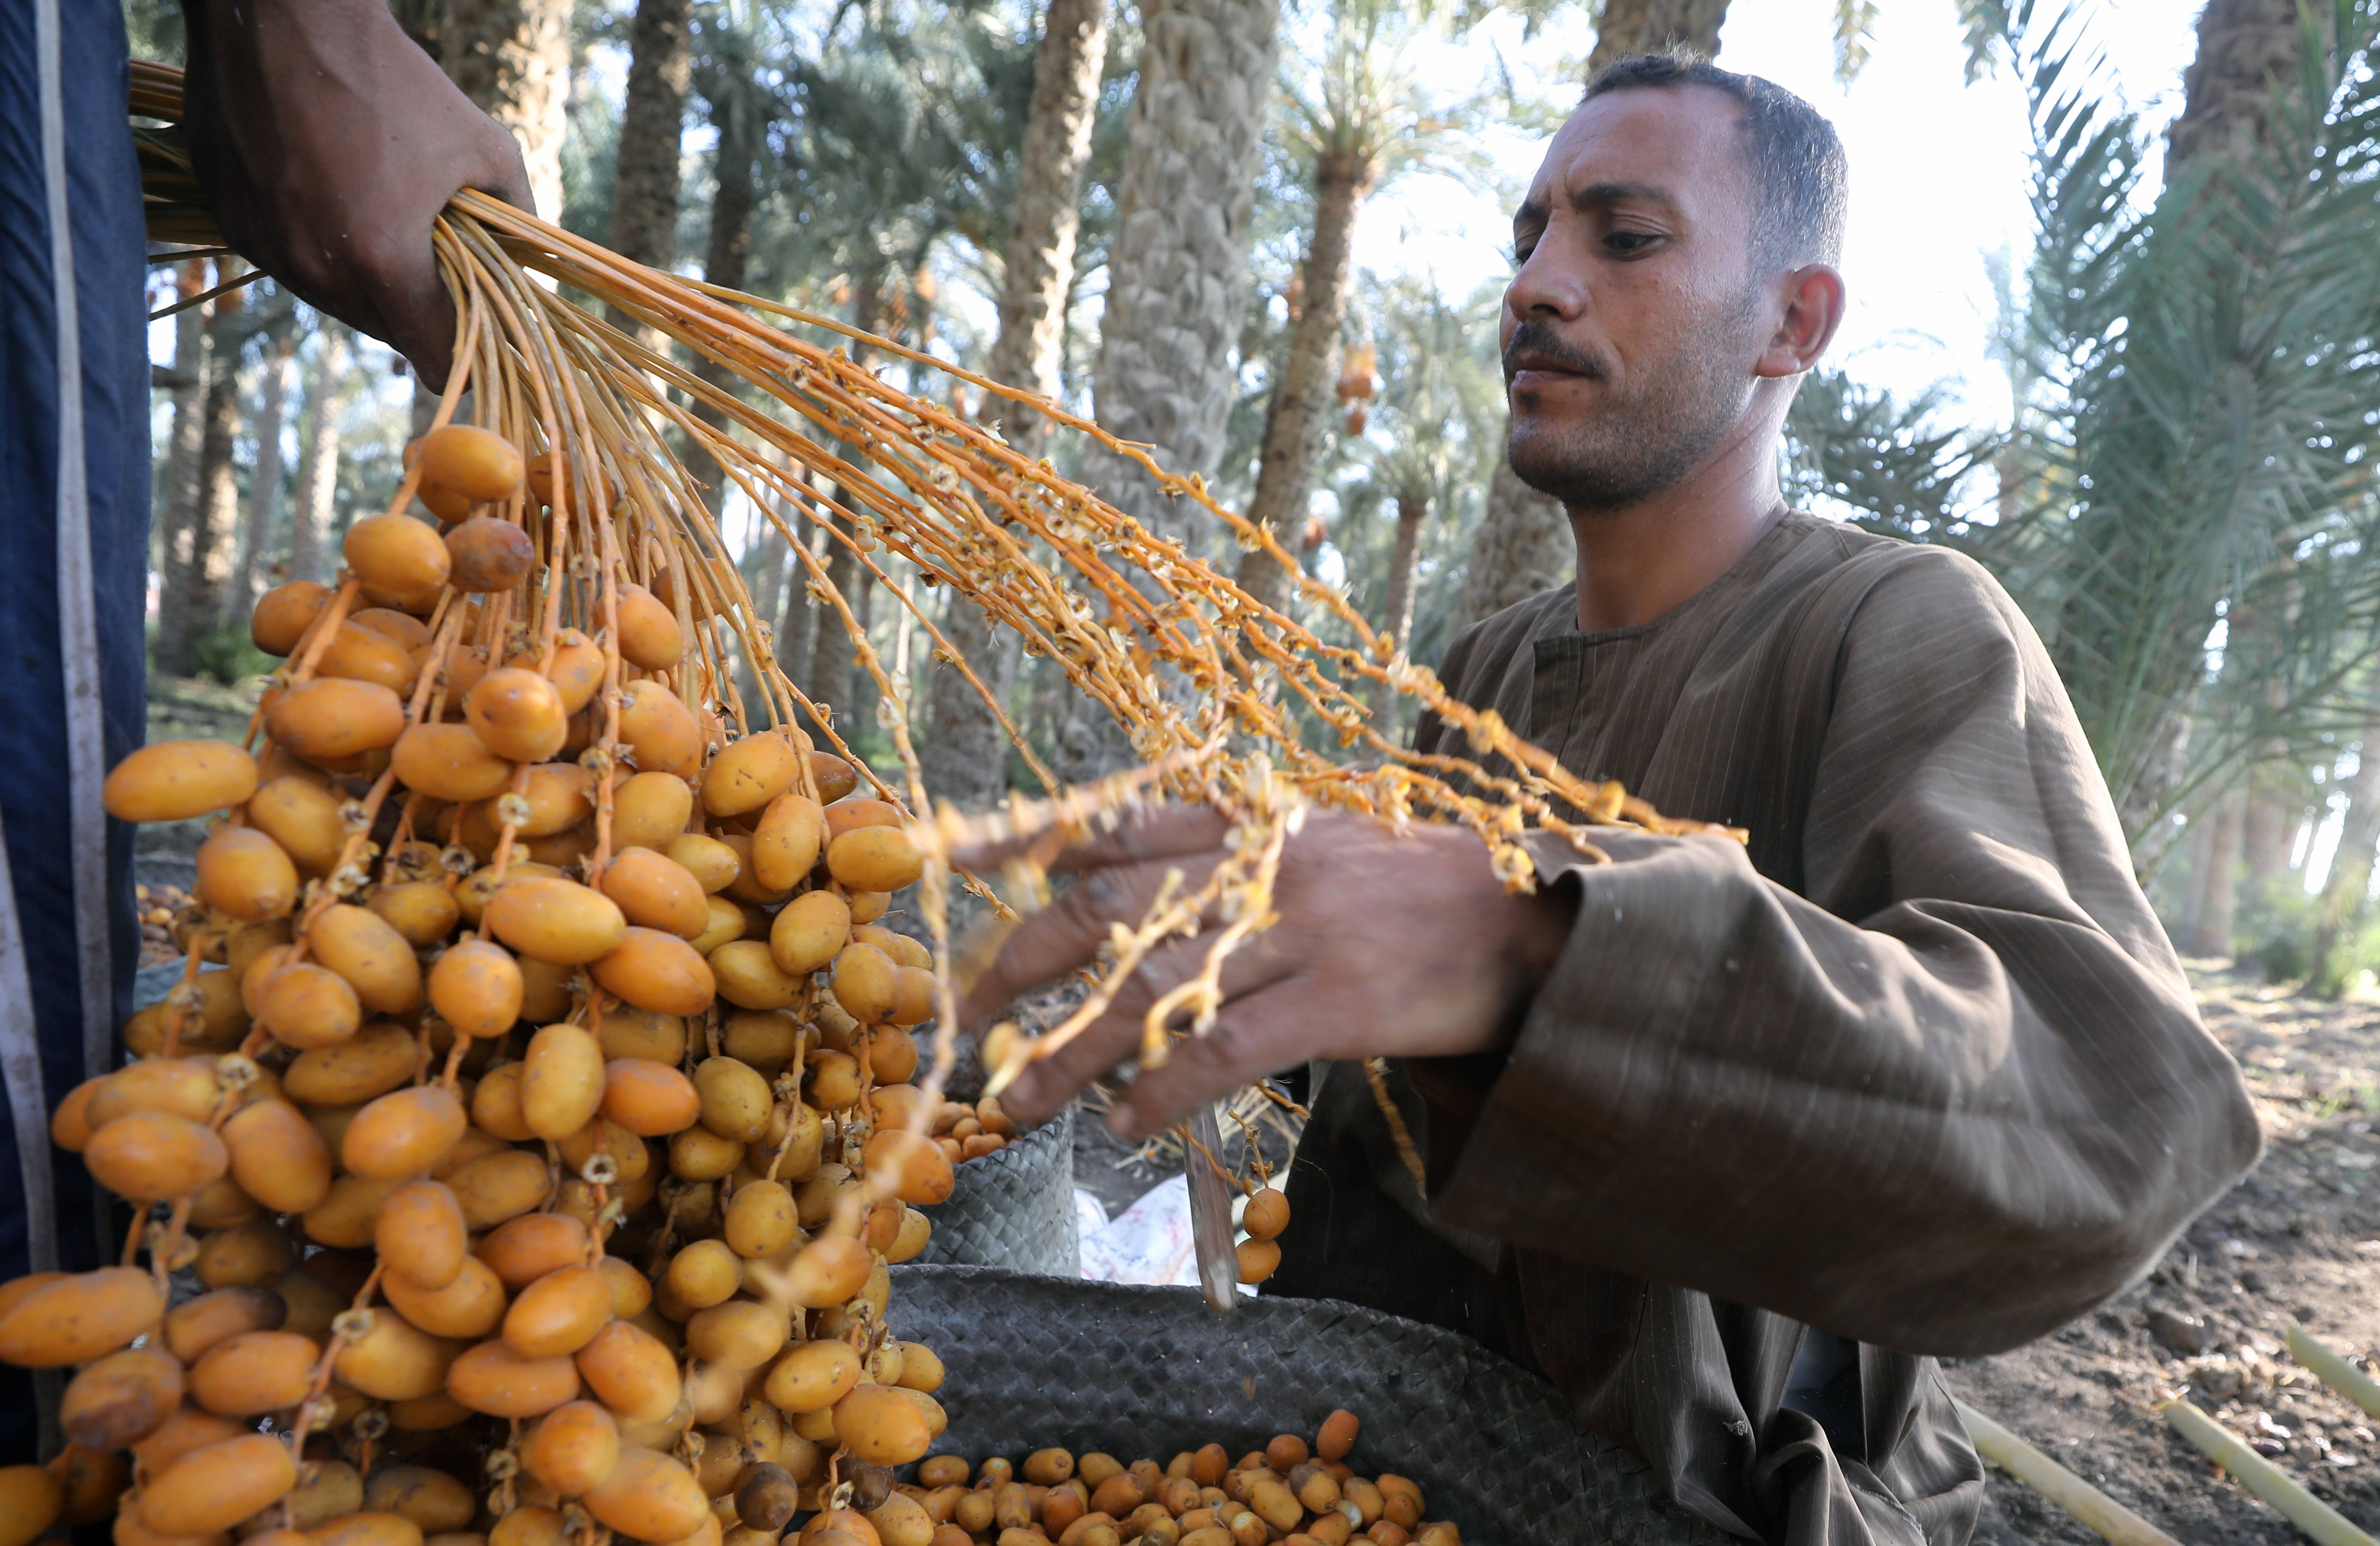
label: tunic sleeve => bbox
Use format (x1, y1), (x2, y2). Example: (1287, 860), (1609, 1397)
(1421, 549), (2260, 1358)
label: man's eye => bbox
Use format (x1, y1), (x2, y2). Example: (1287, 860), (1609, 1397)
(1606, 230), (1659, 254)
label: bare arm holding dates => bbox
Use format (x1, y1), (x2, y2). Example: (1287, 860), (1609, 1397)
(955, 807), (1577, 1142)
(178, 0), (534, 386)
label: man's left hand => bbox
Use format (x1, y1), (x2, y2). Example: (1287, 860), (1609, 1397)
(957, 807), (1576, 1141)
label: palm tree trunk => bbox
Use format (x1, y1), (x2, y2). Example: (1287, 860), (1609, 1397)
(286, 324), (349, 587)
(156, 261), (209, 634)
(608, 0), (694, 318)
(1457, 456), (1571, 628)
(442, 0), (574, 219)
(1367, 493), (1428, 724)
(2167, 0), (2318, 173)
(156, 281), (249, 677)
(984, 0), (1107, 461)
(1235, 153), (1372, 614)
(2187, 791), (2246, 957)
(922, 0), (1109, 812)
(776, 519), (814, 698)
(2241, 768), (2302, 890)
(809, 270), (887, 730)
(682, 86), (762, 517)
(1447, 0), (1732, 635)
(1074, 0), (1281, 553)
(232, 327), (297, 623)
(1587, 0), (1730, 67)
(156, 285), (249, 671)
(1060, 0), (1279, 784)
(2310, 722), (2380, 992)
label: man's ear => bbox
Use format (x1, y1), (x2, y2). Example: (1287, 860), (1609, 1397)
(1754, 264), (1845, 380)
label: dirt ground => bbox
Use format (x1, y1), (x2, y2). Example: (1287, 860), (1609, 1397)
(1954, 960), (2380, 1544)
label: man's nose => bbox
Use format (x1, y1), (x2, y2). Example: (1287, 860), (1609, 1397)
(1504, 235), (1588, 322)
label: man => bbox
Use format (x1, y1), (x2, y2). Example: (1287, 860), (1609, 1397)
(959, 56), (2261, 1546)
(0, 0), (524, 1458)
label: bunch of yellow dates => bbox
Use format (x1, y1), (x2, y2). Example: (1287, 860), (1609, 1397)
(0, 425), (964, 1546)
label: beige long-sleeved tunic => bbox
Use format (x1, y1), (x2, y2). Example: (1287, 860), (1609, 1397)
(1267, 513), (2260, 1545)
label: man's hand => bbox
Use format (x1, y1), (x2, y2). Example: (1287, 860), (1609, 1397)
(181, 0), (535, 388)
(957, 808), (1577, 1141)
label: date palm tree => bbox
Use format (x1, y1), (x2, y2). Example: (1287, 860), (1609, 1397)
(1233, 0), (1491, 614)
(923, 0), (1113, 811)
(609, 0), (696, 290)
(442, 0), (574, 219)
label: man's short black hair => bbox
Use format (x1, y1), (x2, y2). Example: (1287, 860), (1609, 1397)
(1583, 52), (1849, 272)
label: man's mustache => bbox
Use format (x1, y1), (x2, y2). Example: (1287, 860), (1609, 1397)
(1502, 321), (1611, 384)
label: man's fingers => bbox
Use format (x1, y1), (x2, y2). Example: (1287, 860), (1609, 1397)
(994, 1015), (1142, 1127)
(1108, 986), (1312, 1142)
(957, 852), (1221, 1027)
(992, 931), (1299, 1125)
(951, 804), (1230, 881)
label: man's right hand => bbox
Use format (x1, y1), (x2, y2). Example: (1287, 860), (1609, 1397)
(180, 0), (535, 389)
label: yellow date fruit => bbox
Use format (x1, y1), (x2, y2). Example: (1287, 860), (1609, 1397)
(523, 1401), (620, 1496)
(487, 877), (627, 967)
(826, 826), (923, 895)
(467, 668), (569, 764)
(60, 1346), (184, 1451)
(784, 1236), (872, 1310)
(309, 904), (424, 1015)
(347, 512), (454, 596)
(762, 1340), (860, 1415)
(600, 1058), (701, 1137)
(138, 1434), (297, 1536)
(613, 584), (687, 673)
(430, 937), (524, 1039)
(283, 1019), (417, 1105)
(702, 734), (799, 819)
(829, 944), (899, 1024)
(444, 1149), (555, 1230)
(446, 1341), (581, 1418)
(417, 425), (525, 502)
(393, 723), (513, 803)
(196, 827), (299, 923)
(599, 847), (710, 938)
(86, 1111), (227, 1202)
(592, 927), (716, 1017)
(376, 1179), (470, 1291)
(768, 890), (850, 976)
(520, 1021), (607, 1140)
(266, 679), (407, 762)
(502, 1266), (614, 1359)
(221, 1098), (334, 1214)
(618, 682), (703, 781)
(444, 516), (535, 592)
(573, 1319), (680, 1423)
(315, 623), (417, 695)
(104, 741), (258, 823)
(611, 771), (694, 851)
(710, 941), (803, 1012)
(382, 1255), (508, 1341)
(189, 1329), (318, 1416)
(251, 581), (330, 656)
(832, 1387), (934, 1467)
(342, 1084), (467, 1180)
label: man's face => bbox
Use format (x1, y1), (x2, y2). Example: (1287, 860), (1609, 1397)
(1502, 86), (1773, 511)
